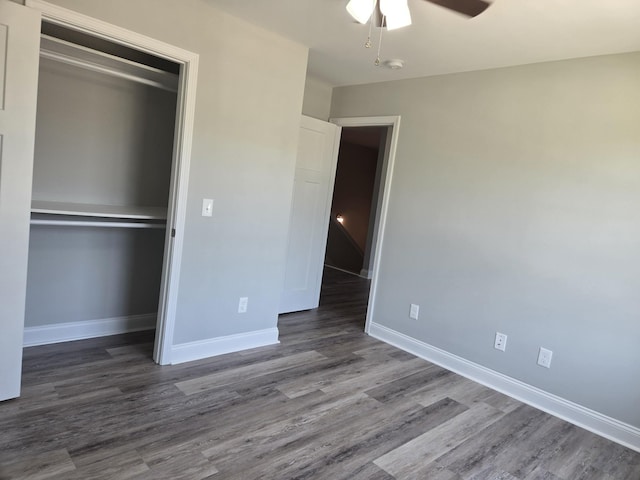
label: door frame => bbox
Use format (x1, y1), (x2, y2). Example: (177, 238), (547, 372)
(329, 116), (401, 334)
(25, 0), (199, 365)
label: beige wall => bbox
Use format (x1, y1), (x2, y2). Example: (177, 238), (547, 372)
(32, 0), (309, 345)
(331, 52), (640, 428)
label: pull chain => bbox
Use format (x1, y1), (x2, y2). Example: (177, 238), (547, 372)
(365, 0), (375, 48)
(365, 18), (373, 48)
(375, 15), (385, 66)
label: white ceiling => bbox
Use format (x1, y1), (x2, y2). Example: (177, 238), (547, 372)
(207, 0), (640, 86)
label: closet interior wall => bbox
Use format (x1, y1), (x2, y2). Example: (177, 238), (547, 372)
(25, 27), (178, 343)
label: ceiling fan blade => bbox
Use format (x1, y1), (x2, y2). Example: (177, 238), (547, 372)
(424, 0), (491, 18)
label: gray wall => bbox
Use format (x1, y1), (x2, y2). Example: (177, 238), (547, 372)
(38, 0), (308, 344)
(331, 52), (640, 428)
(26, 228), (165, 326)
(302, 75), (333, 121)
(32, 59), (175, 207)
(25, 56), (175, 327)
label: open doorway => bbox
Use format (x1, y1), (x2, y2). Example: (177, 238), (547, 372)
(1, 0), (197, 402)
(24, 22), (178, 360)
(19, 1), (199, 372)
(325, 116), (399, 334)
(279, 115), (400, 335)
(317, 125), (389, 331)
(324, 126), (387, 279)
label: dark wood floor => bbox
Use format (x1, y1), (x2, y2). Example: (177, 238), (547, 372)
(1, 267), (639, 479)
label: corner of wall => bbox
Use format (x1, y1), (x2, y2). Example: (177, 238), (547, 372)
(302, 75), (334, 121)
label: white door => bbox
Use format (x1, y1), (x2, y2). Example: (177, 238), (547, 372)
(0, 1), (41, 401)
(280, 116), (341, 314)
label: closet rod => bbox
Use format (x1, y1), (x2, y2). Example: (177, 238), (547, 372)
(30, 219), (166, 229)
(40, 49), (178, 93)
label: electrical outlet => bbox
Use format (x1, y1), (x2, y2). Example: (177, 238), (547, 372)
(537, 347), (553, 368)
(238, 296), (248, 313)
(409, 304), (419, 320)
(494, 332), (507, 351)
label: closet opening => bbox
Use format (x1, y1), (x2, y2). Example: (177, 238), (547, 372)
(24, 21), (181, 362)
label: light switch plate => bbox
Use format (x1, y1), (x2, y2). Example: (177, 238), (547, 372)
(202, 198), (213, 217)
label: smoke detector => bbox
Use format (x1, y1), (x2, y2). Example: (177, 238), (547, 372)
(384, 59), (405, 70)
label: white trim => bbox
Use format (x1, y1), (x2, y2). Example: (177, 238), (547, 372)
(25, 0), (199, 366)
(25, 0), (197, 61)
(369, 322), (640, 453)
(23, 313), (157, 347)
(170, 328), (280, 365)
(329, 116), (401, 336)
(154, 43), (198, 365)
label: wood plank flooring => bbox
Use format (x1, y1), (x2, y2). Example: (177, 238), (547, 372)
(1, 267), (639, 479)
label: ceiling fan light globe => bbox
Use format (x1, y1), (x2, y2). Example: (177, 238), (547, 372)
(380, 0), (412, 29)
(346, 0), (376, 24)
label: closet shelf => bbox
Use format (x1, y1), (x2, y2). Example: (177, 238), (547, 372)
(30, 219), (165, 229)
(40, 35), (179, 93)
(31, 201), (167, 220)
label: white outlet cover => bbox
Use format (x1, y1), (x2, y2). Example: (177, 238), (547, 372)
(238, 296), (248, 313)
(494, 332), (507, 351)
(409, 304), (419, 320)
(537, 347), (553, 368)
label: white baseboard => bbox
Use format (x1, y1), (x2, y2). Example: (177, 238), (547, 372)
(369, 322), (640, 453)
(23, 313), (157, 347)
(171, 328), (279, 365)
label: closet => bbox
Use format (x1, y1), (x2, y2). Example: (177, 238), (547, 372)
(24, 23), (179, 350)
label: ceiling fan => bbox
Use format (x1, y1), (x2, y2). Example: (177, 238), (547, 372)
(347, 0), (492, 66)
(416, 0), (492, 18)
(347, 0), (492, 30)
